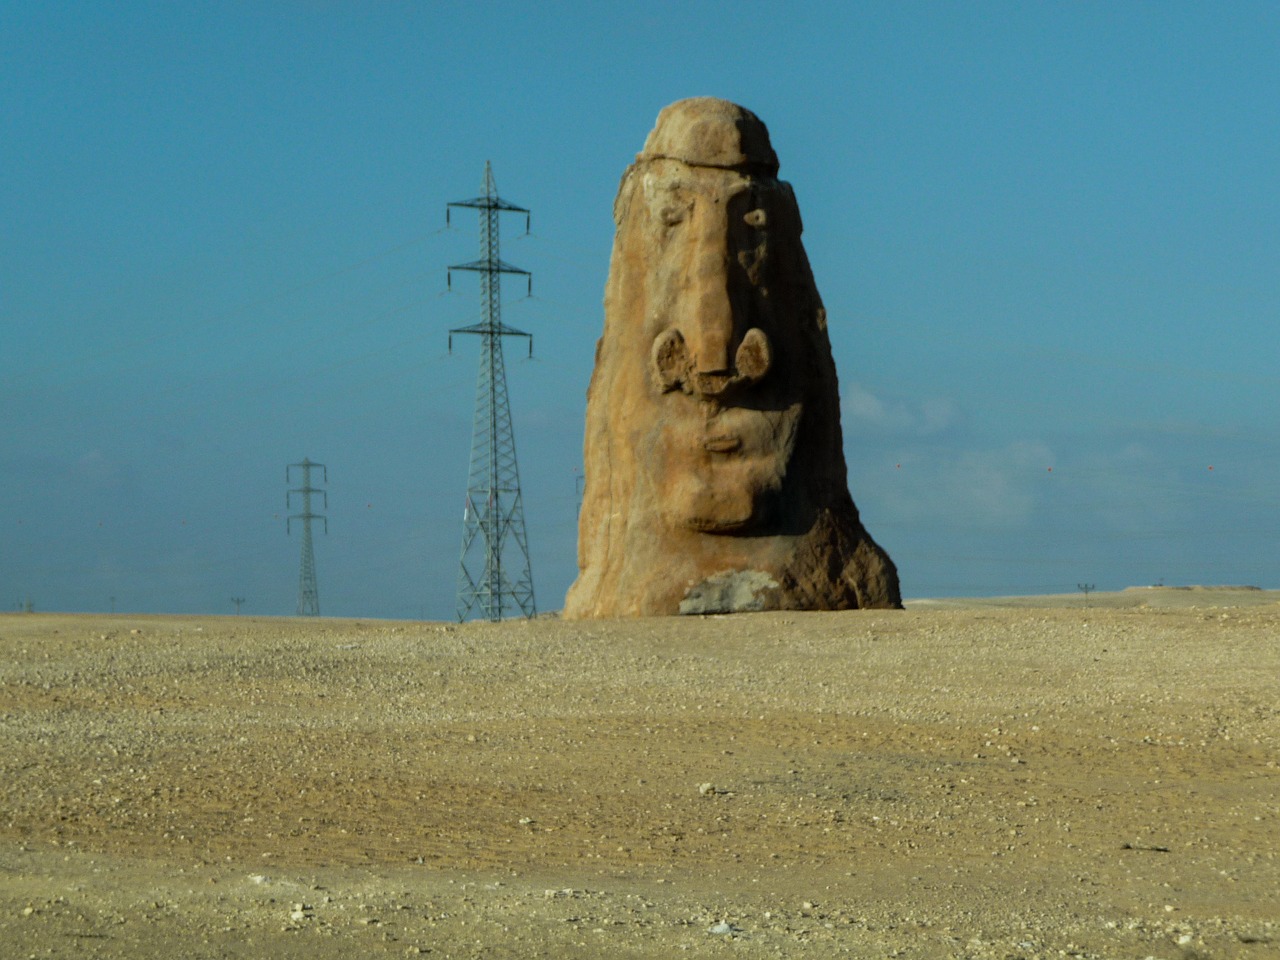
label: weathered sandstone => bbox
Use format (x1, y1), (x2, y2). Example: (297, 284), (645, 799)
(564, 97), (900, 618)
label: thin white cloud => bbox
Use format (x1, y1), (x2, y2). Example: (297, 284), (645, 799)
(842, 382), (960, 436)
(869, 440), (1056, 529)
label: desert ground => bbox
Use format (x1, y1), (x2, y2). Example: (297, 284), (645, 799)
(1, 587), (1277, 959)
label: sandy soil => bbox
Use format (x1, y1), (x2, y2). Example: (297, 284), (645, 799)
(2, 589), (1277, 958)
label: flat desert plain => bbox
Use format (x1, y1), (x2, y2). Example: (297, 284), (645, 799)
(2, 588), (1277, 959)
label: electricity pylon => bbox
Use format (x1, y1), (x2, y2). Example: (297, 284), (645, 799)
(287, 458), (327, 617)
(446, 162), (536, 622)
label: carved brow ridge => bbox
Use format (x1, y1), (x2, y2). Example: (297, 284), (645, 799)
(651, 180), (761, 207)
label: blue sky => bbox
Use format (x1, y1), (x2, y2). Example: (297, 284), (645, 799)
(3, 1), (1278, 618)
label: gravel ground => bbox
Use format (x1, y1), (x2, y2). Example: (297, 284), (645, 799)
(1, 591), (1277, 958)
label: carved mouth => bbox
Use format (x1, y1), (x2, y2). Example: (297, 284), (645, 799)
(702, 435), (742, 453)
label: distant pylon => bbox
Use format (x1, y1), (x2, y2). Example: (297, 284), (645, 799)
(446, 161), (537, 622)
(287, 458), (327, 616)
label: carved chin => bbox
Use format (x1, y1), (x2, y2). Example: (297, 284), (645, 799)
(644, 398), (801, 535)
(650, 437), (794, 534)
(662, 478), (762, 533)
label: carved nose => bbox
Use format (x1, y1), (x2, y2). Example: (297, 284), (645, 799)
(686, 254), (736, 377)
(649, 222), (773, 397)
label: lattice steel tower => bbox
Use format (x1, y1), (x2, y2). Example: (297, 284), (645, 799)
(287, 458), (327, 617)
(446, 162), (536, 621)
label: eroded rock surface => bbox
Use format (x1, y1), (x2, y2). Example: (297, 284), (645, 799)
(564, 97), (900, 618)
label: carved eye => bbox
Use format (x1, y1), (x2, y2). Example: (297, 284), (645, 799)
(744, 208), (767, 228)
(659, 204), (687, 227)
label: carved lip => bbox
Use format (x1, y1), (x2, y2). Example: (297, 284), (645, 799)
(702, 434), (742, 453)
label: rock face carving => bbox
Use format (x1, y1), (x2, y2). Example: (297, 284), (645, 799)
(563, 97), (901, 618)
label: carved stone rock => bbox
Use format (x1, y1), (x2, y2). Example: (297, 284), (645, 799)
(564, 97), (901, 618)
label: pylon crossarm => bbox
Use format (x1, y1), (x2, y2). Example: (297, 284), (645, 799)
(449, 258), (529, 275)
(448, 196), (528, 213)
(450, 322), (530, 339)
